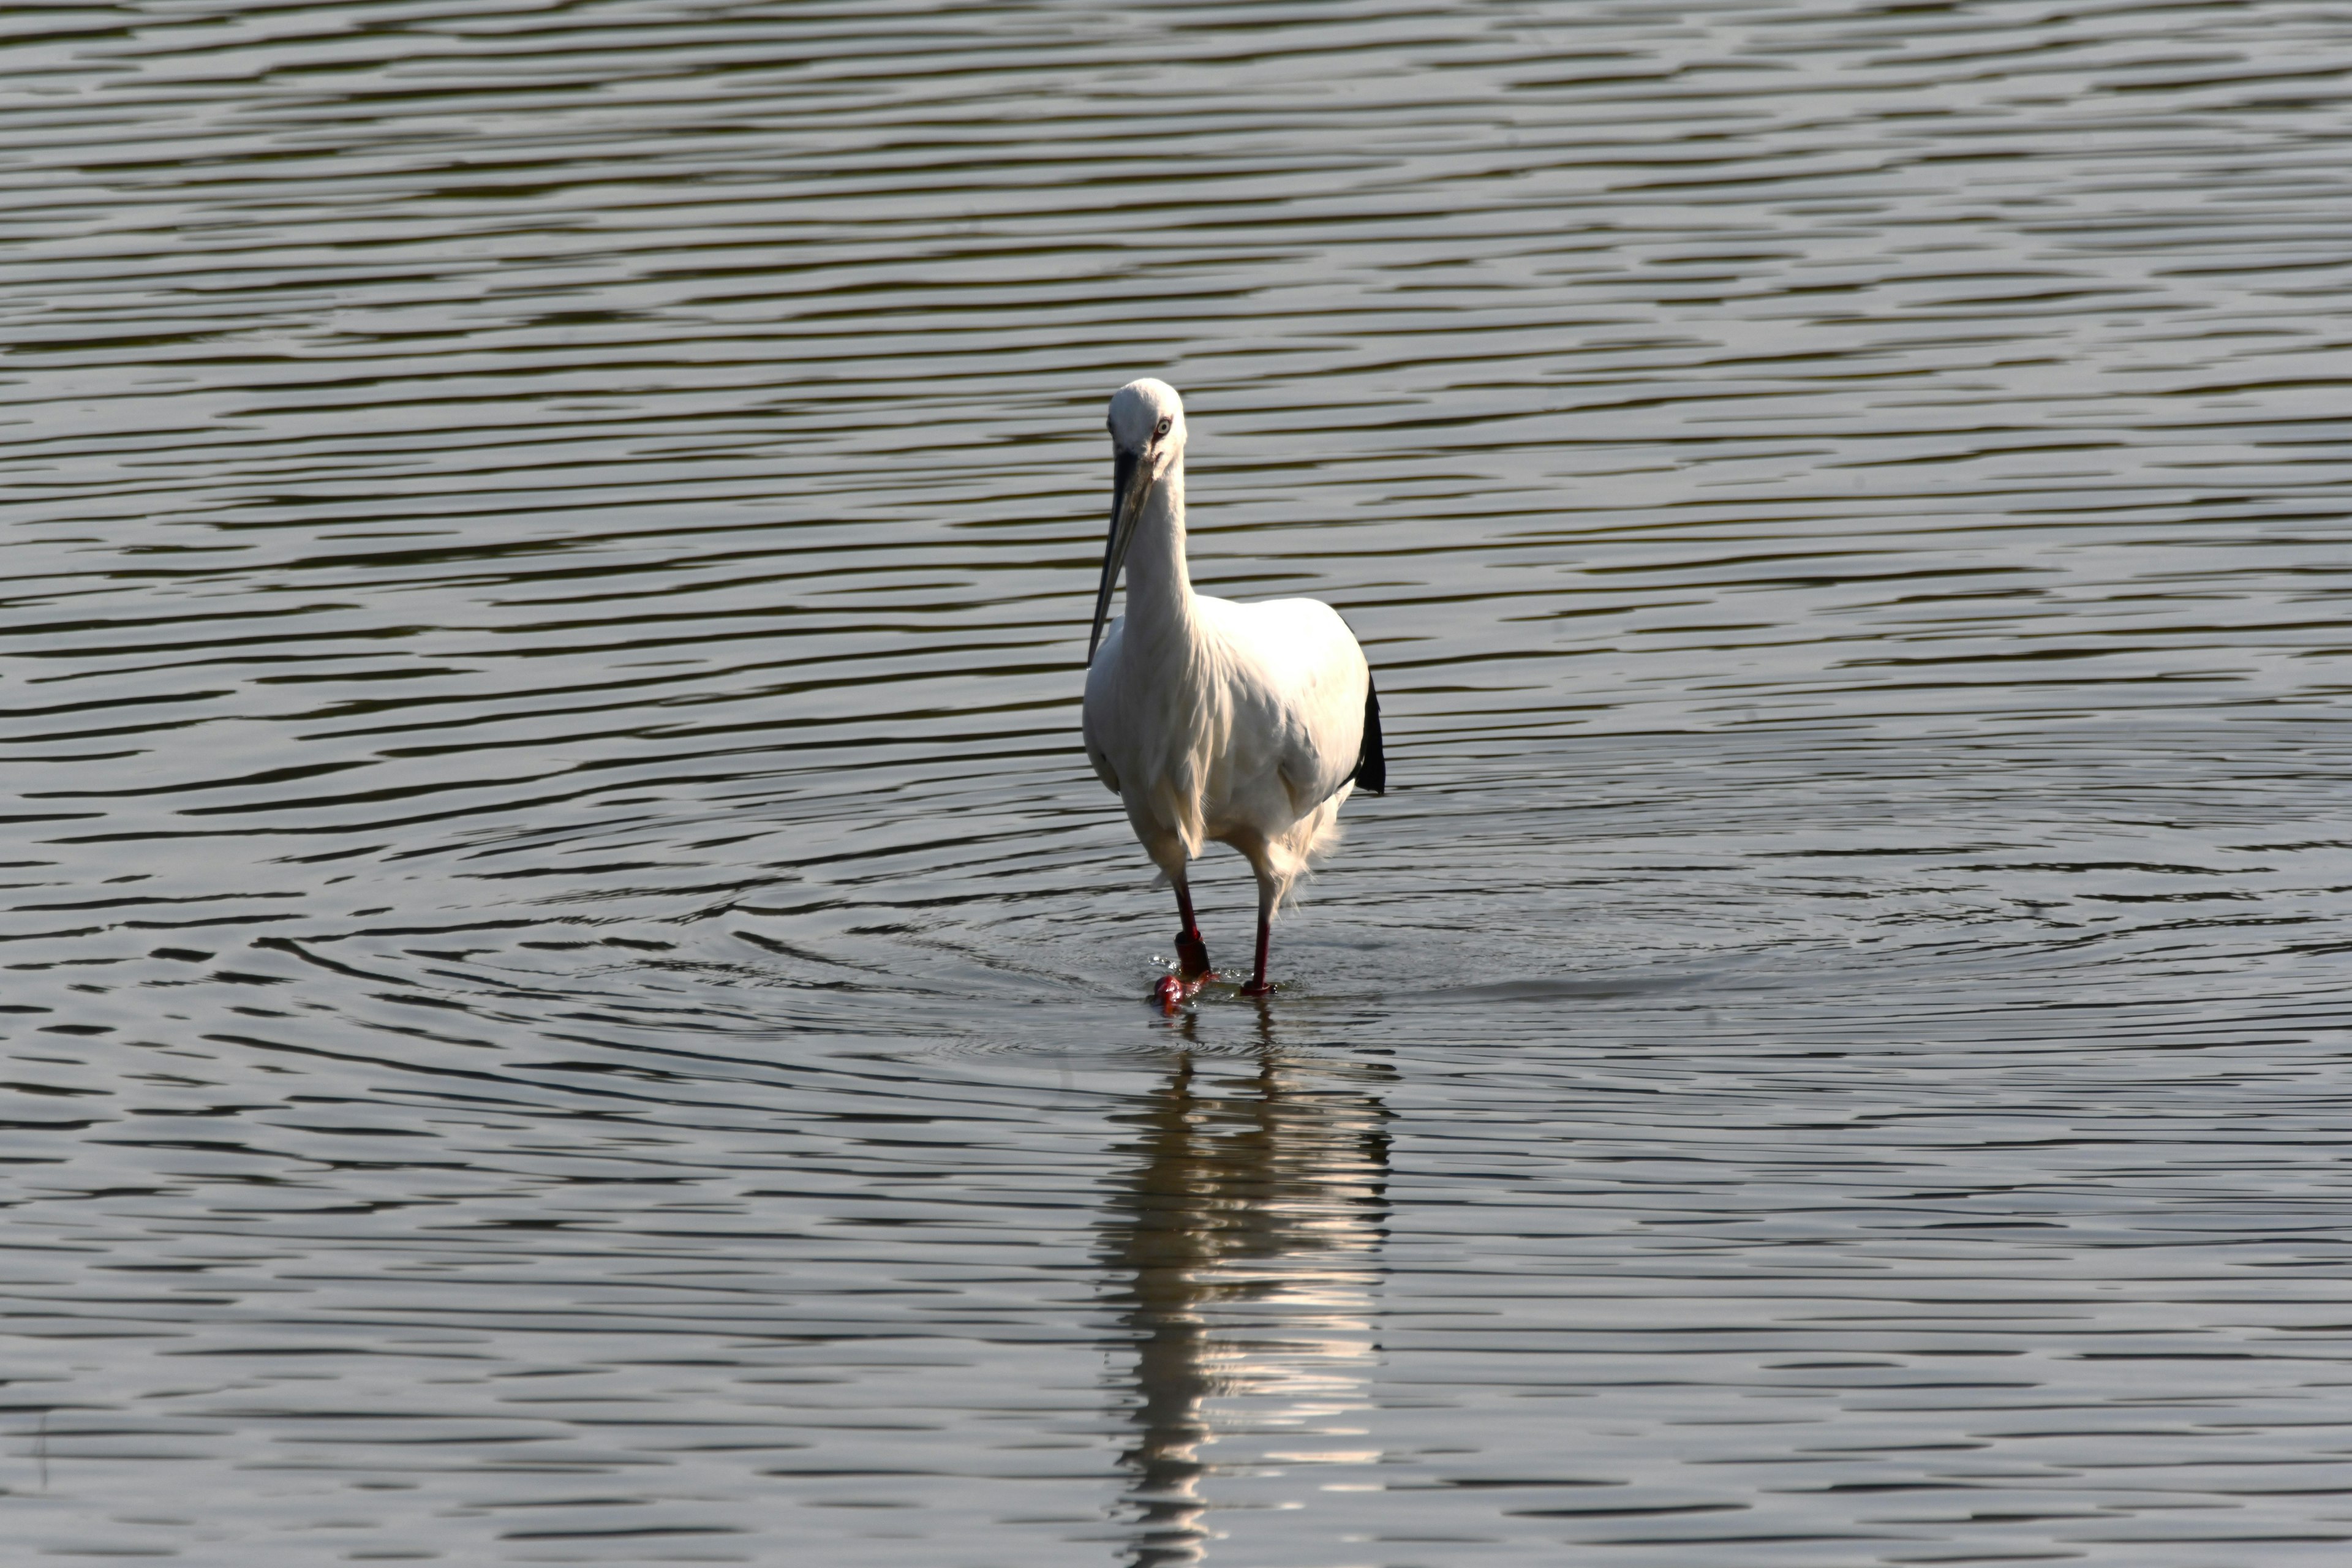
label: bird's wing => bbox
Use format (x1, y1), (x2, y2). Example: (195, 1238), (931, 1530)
(1079, 617), (1123, 794)
(1217, 597), (1369, 816)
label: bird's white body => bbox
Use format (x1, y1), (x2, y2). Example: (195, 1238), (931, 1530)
(1081, 379), (1378, 995)
(1083, 531), (1366, 904)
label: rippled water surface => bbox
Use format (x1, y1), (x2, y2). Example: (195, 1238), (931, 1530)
(7, 1), (2352, 1562)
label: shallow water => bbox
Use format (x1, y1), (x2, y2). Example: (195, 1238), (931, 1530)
(6, 1), (2352, 1562)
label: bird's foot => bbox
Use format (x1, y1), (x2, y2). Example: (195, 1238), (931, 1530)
(1240, 976), (1272, 998)
(1174, 930), (1211, 979)
(1152, 970), (1216, 1014)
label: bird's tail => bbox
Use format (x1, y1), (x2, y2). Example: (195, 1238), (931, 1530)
(1352, 676), (1386, 795)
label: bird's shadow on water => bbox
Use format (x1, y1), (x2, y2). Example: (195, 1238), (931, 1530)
(1095, 1019), (1395, 1567)
(1412, 971), (1724, 1005)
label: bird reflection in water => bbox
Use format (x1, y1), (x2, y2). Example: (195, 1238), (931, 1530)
(1098, 1021), (1393, 1566)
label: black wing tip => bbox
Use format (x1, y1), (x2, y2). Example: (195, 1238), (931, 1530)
(1353, 676), (1387, 796)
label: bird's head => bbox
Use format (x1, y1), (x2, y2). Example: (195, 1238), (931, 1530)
(1107, 377), (1186, 477)
(1089, 378), (1188, 665)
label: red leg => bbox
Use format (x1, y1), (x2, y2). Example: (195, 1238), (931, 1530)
(1172, 879), (1210, 979)
(1240, 881), (1273, 997)
(1155, 876), (1215, 1011)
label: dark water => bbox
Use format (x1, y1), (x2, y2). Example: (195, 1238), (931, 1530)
(7, 1), (2352, 1562)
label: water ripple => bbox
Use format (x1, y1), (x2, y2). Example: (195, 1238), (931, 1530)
(6, 0), (2352, 1562)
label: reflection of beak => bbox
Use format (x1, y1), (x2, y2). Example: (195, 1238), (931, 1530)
(1088, 446), (1154, 665)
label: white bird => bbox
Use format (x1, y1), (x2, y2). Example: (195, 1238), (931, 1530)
(1081, 378), (1385, 1005)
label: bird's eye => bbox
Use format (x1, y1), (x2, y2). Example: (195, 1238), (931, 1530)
(1155, 417), (1172, 439)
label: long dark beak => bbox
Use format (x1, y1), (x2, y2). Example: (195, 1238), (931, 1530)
(1087, 446), (1153, 665)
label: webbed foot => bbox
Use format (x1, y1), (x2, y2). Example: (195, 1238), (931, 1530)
(1153, 970), (1216, 1014)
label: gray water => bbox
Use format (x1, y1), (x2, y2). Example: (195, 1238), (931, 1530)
(6, 1), (2352, 1562)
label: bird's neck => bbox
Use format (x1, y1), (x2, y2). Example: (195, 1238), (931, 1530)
(1121, 464), (1195, 638)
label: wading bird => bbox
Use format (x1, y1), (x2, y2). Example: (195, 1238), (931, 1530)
(1080, 379), (1385, 1009)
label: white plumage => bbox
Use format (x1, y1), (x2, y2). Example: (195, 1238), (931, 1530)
(1080, 379), (1384, 1001)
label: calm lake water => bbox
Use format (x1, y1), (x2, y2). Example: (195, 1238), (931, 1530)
(7, 1), (2352, 1562)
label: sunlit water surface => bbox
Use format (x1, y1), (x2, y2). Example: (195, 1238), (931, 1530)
(6, 1), (2352, 1562)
